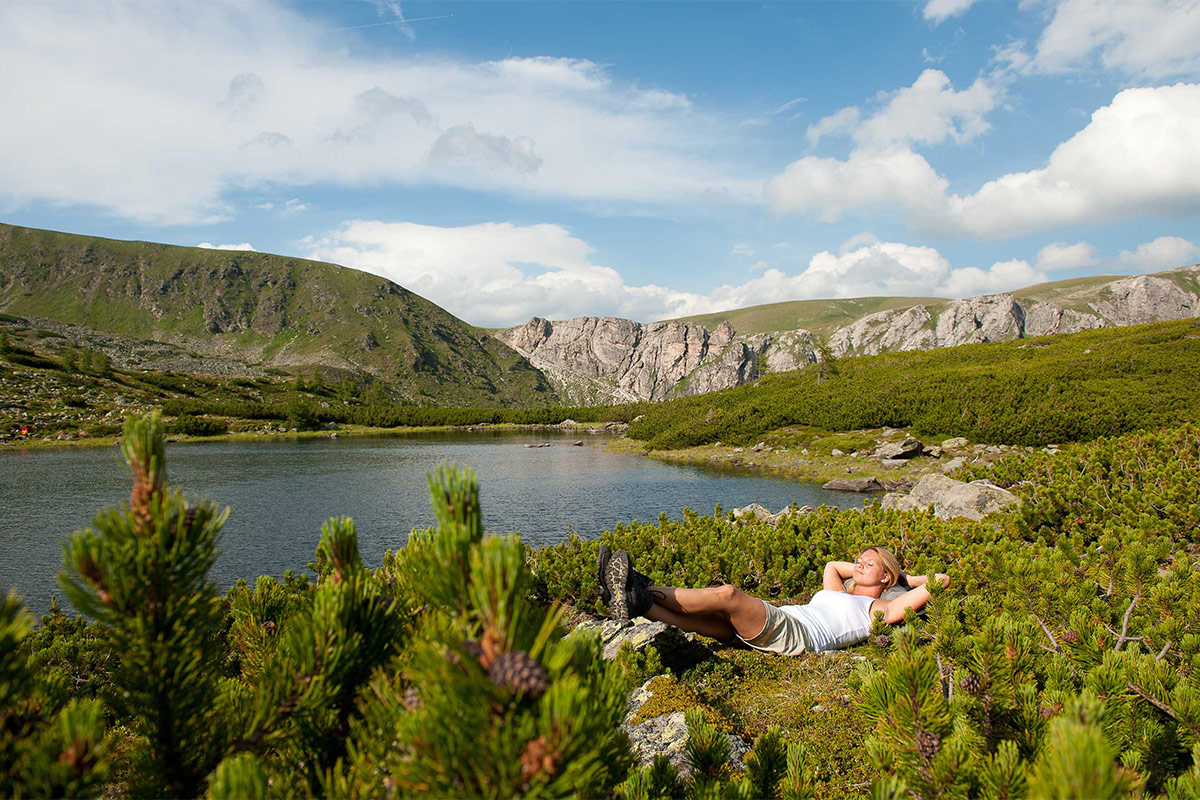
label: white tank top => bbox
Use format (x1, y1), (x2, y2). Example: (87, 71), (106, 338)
(780, 590), (876, 652)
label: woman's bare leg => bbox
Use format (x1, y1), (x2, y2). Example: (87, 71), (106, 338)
(646, 604), (737, 640)
(646, 584), (767, 640)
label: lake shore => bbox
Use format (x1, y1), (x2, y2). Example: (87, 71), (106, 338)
(604, 429), (1031, 488)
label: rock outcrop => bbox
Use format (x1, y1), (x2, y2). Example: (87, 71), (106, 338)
(881, 474), (1019, 521)
(572, 617), (714, 672)
(496, 317), (754, 404)
(622, 677), (749, 775)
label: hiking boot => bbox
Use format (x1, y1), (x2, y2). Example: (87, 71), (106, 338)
(628, 568), (657, 618)
(596, 544), (613, 606)
(604, 550), (632, 620)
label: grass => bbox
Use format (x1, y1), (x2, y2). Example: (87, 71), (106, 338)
(666, 296), (949, 337)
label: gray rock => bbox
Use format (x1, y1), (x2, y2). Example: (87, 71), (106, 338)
(622, 678), (749, 776)
(941, 437), (969, 450)
(496, 316), (756, 403)
(940, 456), (966, 473)
(935, 294), (1025, 347)
(924, 446), (942, 458)
(732, 503), (787, 526)
(875, 437), (923, 459)
(830, 448), (845, 456)
(573, 618), (714, 672)
(1024, 303), (1105, 336)
(880, 474), (1018, 521)
(822, 477), (884, 492)
(879, 458), (909, 469)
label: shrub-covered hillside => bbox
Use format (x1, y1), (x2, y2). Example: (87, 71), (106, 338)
(628, 319), (1200, 450)
(531, 423), (1200, 797)
(4, 413), (1200, 798)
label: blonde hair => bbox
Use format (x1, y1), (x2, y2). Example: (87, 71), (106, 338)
(847, 545), (904, 593)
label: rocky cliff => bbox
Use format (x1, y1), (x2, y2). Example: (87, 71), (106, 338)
(497, 265), (1200, 403)
(496, 317), (753, 403)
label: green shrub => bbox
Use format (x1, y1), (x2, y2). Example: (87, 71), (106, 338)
(170, 414), (228, 437)
(628, 320), (1200, 449)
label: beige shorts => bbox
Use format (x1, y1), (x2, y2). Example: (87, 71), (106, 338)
(738, 600), (811, 656)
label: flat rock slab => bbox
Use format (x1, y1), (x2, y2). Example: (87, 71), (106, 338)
(874, 437), (924, 460)
(822, 477), (884, 492)
(880, 474), (1018, 521)
(622, 678), (749, 775)
(574, 618), (715, 672)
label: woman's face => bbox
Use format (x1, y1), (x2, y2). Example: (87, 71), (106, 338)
(854, 549), (890, 588)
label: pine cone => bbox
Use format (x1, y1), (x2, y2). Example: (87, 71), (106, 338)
(1061, 629), (1081, 644)
(958, 672), (983, 695)
(488, 651), (549, 700)
(875, 634), (891, 648)
(915, 730), (941, 763)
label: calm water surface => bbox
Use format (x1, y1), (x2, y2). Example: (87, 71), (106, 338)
(0, 431), (864, 613)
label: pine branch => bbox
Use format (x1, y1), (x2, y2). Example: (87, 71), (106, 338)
(1156, 640), (1172, 661)
(1032, 612), (1060, 653)
(1114, 592), (1140, 652)
(1126, 682), (1200, 739)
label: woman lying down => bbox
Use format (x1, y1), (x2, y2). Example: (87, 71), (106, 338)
(597, 545), (950, 654)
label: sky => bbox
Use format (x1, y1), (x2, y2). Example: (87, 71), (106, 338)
(1, 0), (1199, 328)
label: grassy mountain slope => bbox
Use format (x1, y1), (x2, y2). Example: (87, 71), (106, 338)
(0, 223), (556, 406)
(666, 295), (949, 337)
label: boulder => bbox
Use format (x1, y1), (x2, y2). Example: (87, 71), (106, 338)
(941, 437), (969, 449)
(732, 503), (787, 526)
(822, 477), (884, 492)
(940, 456), (966, 473)
(880, 474), (1018, 521)
(573, 618), (714, 672)
(879, 459), (908, 469)
(622, 678), (749, 775)
(874, 437), (923, 460)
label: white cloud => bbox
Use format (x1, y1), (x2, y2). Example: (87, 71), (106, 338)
(197, 241), (256, 251)
(806, 70), (998, 149)
(1117, 235), (1200, 271)
(766, 147), (949, 223)
(309, 220), (1067, 326)
(923, 0), (979, 24)
(254, 202), (275, 210)
(771, 83), (1200, 238)
(306, 220), (717, 326)
(806, 107), (860, 146)
(1036, 241), (1097, 272)
(1030, 0), (1200, 79)
(282, 199), (309, 215)
(944, 83), (1200, 236)
(731, 243), (755, 257)
(936, 259), (1047, 296)
(0, 1), (757, 225)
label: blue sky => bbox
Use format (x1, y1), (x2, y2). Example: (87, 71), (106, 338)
(1, 0), (1198, 327)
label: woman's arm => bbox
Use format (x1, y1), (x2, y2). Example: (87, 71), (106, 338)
(823, 561), (855, 592)
(876, 573), (950, 624)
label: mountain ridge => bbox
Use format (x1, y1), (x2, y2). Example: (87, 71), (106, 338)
(496, 264), (1200, 404)
(0, 222), (556, 406)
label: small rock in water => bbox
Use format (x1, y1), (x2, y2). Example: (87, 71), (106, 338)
(572, 440), (584, 446)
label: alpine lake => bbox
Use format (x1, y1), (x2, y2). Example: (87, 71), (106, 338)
(0, 429), (867, 613)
